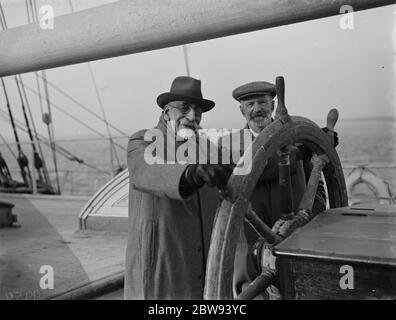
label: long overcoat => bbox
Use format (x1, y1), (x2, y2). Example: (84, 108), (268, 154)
(124, 117), (220, 299)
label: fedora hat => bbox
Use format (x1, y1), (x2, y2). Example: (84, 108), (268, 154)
(157, 76), (215, 112)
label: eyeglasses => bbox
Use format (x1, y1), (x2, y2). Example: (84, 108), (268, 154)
(169, 102), (203, 118)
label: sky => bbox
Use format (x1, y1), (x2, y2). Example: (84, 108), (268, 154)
(0, 0), (395, 140)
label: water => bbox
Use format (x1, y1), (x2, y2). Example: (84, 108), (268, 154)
(2, 119), (396, 198)
(337, 119), (396, 197)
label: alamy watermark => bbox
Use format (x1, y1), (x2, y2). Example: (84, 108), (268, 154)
(39, 265), (54, 290)
(339, 5), (354, 30)
(339, 265), (354, 290)
(143, 124), (253, 175)
(39, 5), (54, 30)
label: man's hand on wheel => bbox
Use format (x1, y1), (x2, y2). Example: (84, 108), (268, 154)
(322, 127), (339, 147)
(186, 164), (234, 189)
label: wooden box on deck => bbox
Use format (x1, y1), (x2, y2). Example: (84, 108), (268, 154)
(274, 204), (396, 299)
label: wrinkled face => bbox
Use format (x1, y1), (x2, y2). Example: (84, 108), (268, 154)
(240, 94), (274, 133)
(164, 101), (203, 139)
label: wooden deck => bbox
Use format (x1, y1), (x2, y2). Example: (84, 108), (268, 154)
(0, 193), (126, 300)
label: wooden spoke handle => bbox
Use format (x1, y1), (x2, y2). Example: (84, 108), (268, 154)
(326, 108), (339, 132)
(245, 205), (280, 245)
(235, 268), (276, 300)
(275, 76), (290, 122)
(298, 153), (329, 213)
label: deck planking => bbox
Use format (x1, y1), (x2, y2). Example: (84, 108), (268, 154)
(0, 193), (126, 300)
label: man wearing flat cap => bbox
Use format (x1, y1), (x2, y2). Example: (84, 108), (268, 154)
(125, 76), (233, 299)
(230, 81), (328, 299)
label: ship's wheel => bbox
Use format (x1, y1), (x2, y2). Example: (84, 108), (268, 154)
(204, 77), (348, 300)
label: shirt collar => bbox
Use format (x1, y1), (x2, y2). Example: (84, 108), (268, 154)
(249, 128), (259, 138)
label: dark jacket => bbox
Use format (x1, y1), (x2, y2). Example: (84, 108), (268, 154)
(124, 117), (220, 299)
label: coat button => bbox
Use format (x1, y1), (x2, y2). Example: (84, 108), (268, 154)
(198, 274), (203, 280)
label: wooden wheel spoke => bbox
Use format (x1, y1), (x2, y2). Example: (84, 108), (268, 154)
(298, 153), (329, 214)
(244, 205), (280, 244)
(236, 268), (276, 300)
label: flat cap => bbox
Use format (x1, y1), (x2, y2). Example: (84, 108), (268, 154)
(232, 81), (276, 101)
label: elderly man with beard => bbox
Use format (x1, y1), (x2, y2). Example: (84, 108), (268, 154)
(230, 81), (330, 299)
(125, 76), (233, 300)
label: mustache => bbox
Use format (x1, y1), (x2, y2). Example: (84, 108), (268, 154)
(178, 119), (199, 130)
(251, 112), (270, 118)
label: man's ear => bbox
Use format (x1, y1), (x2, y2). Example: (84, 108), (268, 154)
(163, 107), (170, 121)
(239, 104), (245, 117)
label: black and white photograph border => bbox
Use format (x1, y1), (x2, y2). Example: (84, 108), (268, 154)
(0, 0), (395, 303)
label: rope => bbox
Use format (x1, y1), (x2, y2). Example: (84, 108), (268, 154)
(15, 75), (51, 186)
(31, 0), (39, 21)
(0, 0), (123, 181)
(1, 79), (21, 153)
(41, 70), (61, 193)
(14, 77), (36, 152)
(22, 83), (127, 151)
(0, 2), (34, 187)
(21, 0), (60, 192)
(0, 110), (110, 175)
(68, 0), (122, 172)
(35, 73), (127, 136)
(1, 0), (53, 190)
(87, 63), (121, 170)
(0, 135), (129, 145)
(25, 0), (32, 24)
(31, 78), (126, 150)
(0, 132), (18, 162)
(69, 1), (125, 174)
(0, 5), (4, 29)
(0, 78), (30, 186)
(0, 1), (7, 29)
(17, 75), (52, 185)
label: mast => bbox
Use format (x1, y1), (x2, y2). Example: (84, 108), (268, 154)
(182, 46), (191, 77)
(0, 0), (393, 77)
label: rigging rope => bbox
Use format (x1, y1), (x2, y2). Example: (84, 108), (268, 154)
(15, 76), (47, 184)
(68, 0), (123, 174)
(0, 110), (110, 175)
(1, 0), (123, 182)
(87, 63), (121, 170)
(22, 83), (127, 151)
(0, 1), (7, 29)
(26, 0), (55, 188)
(25, 0), (32, 24)
(35, 73), (128, 137)
(0, 0), (61, 193)
(22, 0), (61, 192)
(0, 78), (31, 186)
(0, 132), (18, 162)
(1, 0), (54, 192)
(0, 1), (33, 187)
(17, 75), (52, 186)
(41, 70), (61, 193)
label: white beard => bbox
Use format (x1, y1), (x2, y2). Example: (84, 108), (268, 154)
(251, 115), (272, 130)
(169, 121), (195, 140)
(177, 127), (195, 140)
